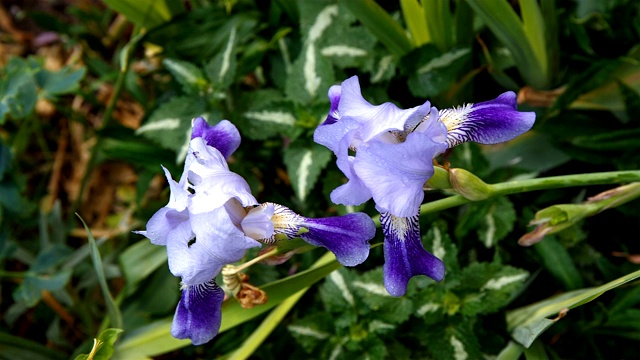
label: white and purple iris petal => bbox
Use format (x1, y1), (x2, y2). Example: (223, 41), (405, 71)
(380, 212), (445, 297)
(172, 280), (225, 346)
(190, 117), (241, 159)
(258, 203), (374, 267)
(439, 91), (536, 148)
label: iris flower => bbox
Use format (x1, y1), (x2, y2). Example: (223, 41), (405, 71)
(314, 76), (535, 296)
(137, 117), (375, 345)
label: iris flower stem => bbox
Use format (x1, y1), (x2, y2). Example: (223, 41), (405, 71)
(232, 248), (280, 274)
(422, 170), (640, 215)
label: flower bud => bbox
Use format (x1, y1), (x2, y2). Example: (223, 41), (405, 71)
(424, 166), (452, 190)
(449, 168), (494, 201)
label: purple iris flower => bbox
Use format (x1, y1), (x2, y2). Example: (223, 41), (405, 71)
(137, 117), (375, 345)
(314, 76), (535, 297)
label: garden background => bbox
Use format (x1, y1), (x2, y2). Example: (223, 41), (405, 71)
(1, 0), (640, 359)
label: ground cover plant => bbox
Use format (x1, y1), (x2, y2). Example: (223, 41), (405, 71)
(1, 0), (640, 359)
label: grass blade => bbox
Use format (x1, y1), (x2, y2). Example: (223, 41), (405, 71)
(76, 214), (123, 330)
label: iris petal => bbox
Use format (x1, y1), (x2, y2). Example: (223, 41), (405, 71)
(171, 280), (224, 345)
(191, 117), (241, 159)
(354, 124), (447, 217)
(439, 91), (535, 148)
(381, 212), (445, 297)
(261, 203), (374, 267)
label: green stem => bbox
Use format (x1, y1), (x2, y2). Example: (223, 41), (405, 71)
(420, 170), (640, 216)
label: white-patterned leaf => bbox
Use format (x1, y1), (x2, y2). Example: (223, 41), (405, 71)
(284, 141), (332, 202)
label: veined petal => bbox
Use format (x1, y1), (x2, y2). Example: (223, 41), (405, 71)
(191, 117), (241, 159)
(136, 166), (192, 246)
(241, 203), (275, 240)
(381, 212), (445, 297)
(329, 130), (372, 206)
(187, 137), (257, 213)
(439, 91), (535, 148)
(354, 128), (447, 217)
(172, 280), (224, 345)
(168, 207), (260, 285)
(137, 207), (192, 246)
(338, 76), (420, 142)
(258, 203), (374, 267)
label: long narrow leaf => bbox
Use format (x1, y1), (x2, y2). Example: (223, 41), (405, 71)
(77, 215), (123, 330)
(422, 0), (454, 51)
(340, 0), (414, 56)
(103, 0), (183, 29)
(400, 0), (430, 47)
(465, 0), (546, 88)
(227, 288), (309, 360)
(519, 0), (549, 82)
(507, 268), (640, 347)
(112, 252), (340, 359)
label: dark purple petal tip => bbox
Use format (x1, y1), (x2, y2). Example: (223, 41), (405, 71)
(439, 91), (535, 148)
(380, 212), (445, 297)
(322, 85), (342, 126)
(171, 280), (225, 345)
(300, 212), (375, 267)
(191, 117), (241, 159)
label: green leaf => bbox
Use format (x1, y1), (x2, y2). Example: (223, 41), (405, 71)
(507, 268), (640, 348)
(162, 58), (208, 95)
(476, 197), (516, 248)
(102, 0), (183, 28)
(519, 0), (548, 83)
(237, 92), (301, 140)
(288, 314), (333, 353)
(119, 240), (168, 294)
(112, 252), (340, 359)
(484, 132), (571, 174)
(340, 0), (414, 56)
(459, 263), (529, 316)
(135, 96), (206, 155)
(422, 220), (459, 273)
(75, 329), (124, 360)
(204, 26), (237, 90)
(77, 215), (123, 330)
(13, 269), (72, 307)
(423, 0), (454, 51)
(424, 321), (483, 360)
(31, 244), (72, 273)
(286, 43), (335, 104)
(408, 47), (471, 98)
(284, 141), (332, 202)
(353, 268), (414, 324)
(0, 332), (66, 360)
(465, 0), (547, 88)
(497, 341), (525, 360)
(227, 287), (309, 360)
(400, 0), (430, 46)
(35, 66), (86, 98)
(533, 237), (584, 290)
(0, 138), (10, 180)
(0, 58), (38, 123)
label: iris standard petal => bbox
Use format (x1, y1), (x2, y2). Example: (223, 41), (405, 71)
(258, 203), (374, 267)
(241, 203), (276, 240)
(187, 137), (257, 213)
(354, 128), (447, 217)
(380, 212), (445, 297)
(191, 117), (241, 159)
(337, 76), (417, 142)
(171, 280), (224, 345)
(439, 91), (535, 148)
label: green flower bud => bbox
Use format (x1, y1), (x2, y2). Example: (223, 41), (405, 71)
(449, 168), (494, 201)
